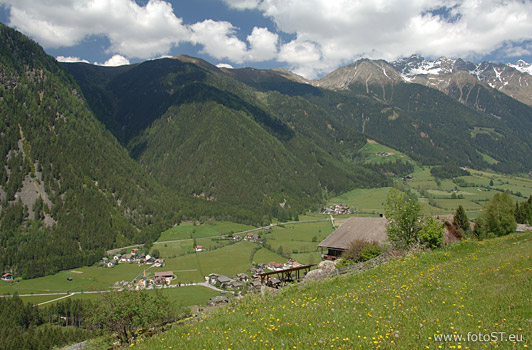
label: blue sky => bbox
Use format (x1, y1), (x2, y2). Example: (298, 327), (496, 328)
(1, 0), (531, 78)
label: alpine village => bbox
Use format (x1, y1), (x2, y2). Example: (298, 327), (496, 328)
(2, 18), (532, 350)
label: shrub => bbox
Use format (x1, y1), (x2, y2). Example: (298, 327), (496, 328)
(342, 240), (382, 263)
(418, 216), (444, 249)
(360, 243), (383, 261)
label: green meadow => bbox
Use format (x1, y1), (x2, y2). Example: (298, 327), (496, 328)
(327, 162), (532, 218)
(129, 232), (532, 350)
(358, 140), (414, 164)
(157, 221), (255, 242)
(0, 263), (145, 295)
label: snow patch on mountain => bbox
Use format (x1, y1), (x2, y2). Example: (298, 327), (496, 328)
(508, 60), (532, 75)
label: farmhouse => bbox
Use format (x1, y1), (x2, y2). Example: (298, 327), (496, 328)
(195, 245), (203, 252)
(268, 262), (283, 271)
(153, 271), (174, 285)
(215, 275), (232, 287)
(250, 280), (262, 290)
(120, 254), (133, 263)
(245, 233), (262, 242)
(318, 216), (388, 259)
(229, 281), (243, 288)
(236, 273), (249, 282)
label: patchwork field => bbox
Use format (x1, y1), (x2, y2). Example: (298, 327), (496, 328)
(327, 163), (532, 219)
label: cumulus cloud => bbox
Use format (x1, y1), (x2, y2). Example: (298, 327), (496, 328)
(56, 56), (89, 64)
(1, 0), (280, 67)
(190, 21), (278, 63)
(255, 0), (532, 77)
(3, 0), (532, 79)
(1, 0), (189, 59)
(96, 55), (131, 66)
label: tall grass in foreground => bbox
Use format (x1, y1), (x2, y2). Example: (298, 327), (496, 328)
(128, 233), (532, 349)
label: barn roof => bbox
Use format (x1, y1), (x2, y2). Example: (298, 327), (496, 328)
(317, 217), (388, 250)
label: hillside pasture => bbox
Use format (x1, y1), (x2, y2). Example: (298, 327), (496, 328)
(157, 221), (255, 242)
(131, 232), (532, 350)
(358, 140), (414, 164)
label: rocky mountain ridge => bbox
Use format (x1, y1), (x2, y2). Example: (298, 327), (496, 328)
(391, 55), (532, 106)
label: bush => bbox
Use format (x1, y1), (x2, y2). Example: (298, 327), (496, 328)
(418, 216), (444, 249)
(360, 243), (383, 261)
(341, 240), (382, 263)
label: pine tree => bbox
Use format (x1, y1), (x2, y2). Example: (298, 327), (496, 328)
(453, 205), (470, 236)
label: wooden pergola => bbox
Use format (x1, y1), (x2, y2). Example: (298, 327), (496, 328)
(258, 264), (316, 288)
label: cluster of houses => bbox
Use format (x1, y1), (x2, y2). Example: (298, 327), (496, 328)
(206, 258), (303, 292)
(102, 248), (165, 268)
(230, 232), (263, 243)
(135, 271), (175, 289)
(376, 152), (393, 157)
(112, 271), (176, 291)
(322, 203), (351, 215)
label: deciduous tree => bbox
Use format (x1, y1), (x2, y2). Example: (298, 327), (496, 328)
(384, 187), (422, 249)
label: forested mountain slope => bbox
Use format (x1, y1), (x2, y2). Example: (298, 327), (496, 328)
(0, 24), (179, 278)
(64, 57), (389, 221)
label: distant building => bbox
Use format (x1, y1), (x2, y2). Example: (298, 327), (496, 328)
(229, 281), (243, 288)
(153, 271), (174, 285)
(209, 296), (229, 305)
(120, 254), (133, 263)
(236, 273), (249, 282)
(215, 275), (231, 287)
(195, 245), (204, 252)
(268, 262), (283, 271)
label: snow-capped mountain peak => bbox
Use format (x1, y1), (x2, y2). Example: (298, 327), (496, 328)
(508, 60), (532, 75)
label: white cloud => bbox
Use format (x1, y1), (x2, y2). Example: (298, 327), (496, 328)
(190, 21), (278, 63)
(222, 0), (261, 10)
(246, 27), (278, 61)
(190, 20), (247, 63)
(216, 63), (234, 69)
(56, 56), (89, 64)
(255, 0), (532, 78)
(3, 0), (532, 78)
(96, 54), (130, 66)
(1, 0), (280, 66)
(1, 0), (189, 59)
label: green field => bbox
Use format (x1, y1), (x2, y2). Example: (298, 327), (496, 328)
(358, 140), (414, 164)
(263, 221), (334, 258)
(0, 263), (145, 295)
(327, 164), (532, 218)
(14, 286), (224, 309)
(328, 187), (392, 213)
(157, 221), (255, 242)
(130, 232), (532, 350)
(154, 237), (232, 259)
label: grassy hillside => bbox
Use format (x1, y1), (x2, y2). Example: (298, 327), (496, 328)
(129, 232), (532, 349)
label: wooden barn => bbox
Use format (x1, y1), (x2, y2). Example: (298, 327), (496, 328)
(317, 217), (388, 260)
